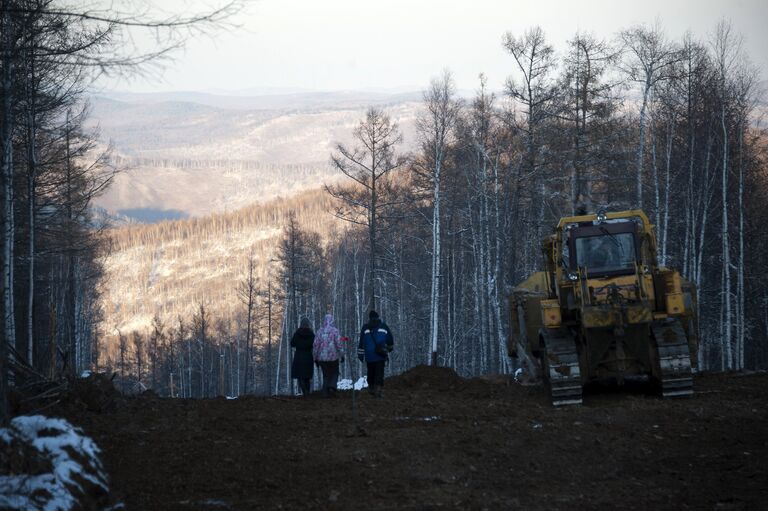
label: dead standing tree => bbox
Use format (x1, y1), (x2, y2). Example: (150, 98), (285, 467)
(560, 32), (621, 213)
(237, 251), (257, 394)
(502, 26), (559, 271)
(327, 108), (406, 312)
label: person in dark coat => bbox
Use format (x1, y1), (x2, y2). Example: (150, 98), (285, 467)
(291, 317), (315, 396)
(357, 310), (394, 398)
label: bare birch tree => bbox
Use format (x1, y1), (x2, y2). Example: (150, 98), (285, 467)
(619, 21), (680, 208)
(711, 20), (740, 370)
(415, 70), (461, 365)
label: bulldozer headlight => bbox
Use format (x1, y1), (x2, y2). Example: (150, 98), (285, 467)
(596, 209), (608, 223)
(567, 271), (579, 281)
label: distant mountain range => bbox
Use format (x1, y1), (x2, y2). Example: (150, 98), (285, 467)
(87, 90), (422, 221)
(98, 89), (424, 111)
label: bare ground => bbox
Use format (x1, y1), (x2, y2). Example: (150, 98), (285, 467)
(48, 367), (768, 510)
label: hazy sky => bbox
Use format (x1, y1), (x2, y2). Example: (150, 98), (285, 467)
(116, 0), (767, 94)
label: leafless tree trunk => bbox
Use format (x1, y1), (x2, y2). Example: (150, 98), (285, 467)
(416, 70), (460, 365)
(712, 20), (740, 370)
(1, 0), (17, 370)
(328, 108), (406, 313)
(238, 252), (257, 393)
(620, 22), (680, 208)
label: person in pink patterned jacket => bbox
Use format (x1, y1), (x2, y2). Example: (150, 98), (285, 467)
(313, 313), (345, 397)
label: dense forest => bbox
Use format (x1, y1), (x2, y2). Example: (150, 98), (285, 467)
(0, 0), (241, 421)
(316, 22), (767, 380)
(96, 189), (341, 397)
(2, 5), (766, 404)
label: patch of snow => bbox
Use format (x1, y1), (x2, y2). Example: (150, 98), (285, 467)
(199, 499), (230, 507)
(514, 368), (523, 381)
(337, 377), (368, 390)
(225, 396), (238, 400)
(80, 370), (92, 378)
(394, 416), (441, 422)
(0, 415), (109, 510)
(147, 248), (164, 287)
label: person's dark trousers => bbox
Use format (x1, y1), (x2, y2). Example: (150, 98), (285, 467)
(319, 360), (340, 396)
(366, 361), (385, 394)
(297, 378), (311, 396)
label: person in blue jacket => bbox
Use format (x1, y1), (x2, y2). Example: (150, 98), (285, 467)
(357, 310), (394, 398)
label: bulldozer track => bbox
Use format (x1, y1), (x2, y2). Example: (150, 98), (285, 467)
(652, 320), (694, 398)
(541, 329), (582, 406)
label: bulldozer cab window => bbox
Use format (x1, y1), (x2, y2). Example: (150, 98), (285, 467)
(574, 232), (636, 276)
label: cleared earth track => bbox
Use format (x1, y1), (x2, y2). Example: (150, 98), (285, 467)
(44, 366), (768, 510)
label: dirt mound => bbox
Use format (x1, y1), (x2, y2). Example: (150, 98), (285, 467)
(65, 373), (122, 413)
(14, 373), (123, 417)
(386, 364), (465, 391)
(385, 365), (510, 398)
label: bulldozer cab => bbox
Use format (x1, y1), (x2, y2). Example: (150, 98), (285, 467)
(566, 220), (640, 278)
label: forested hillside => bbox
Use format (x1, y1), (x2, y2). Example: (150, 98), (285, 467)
(97, 188), (341, 393)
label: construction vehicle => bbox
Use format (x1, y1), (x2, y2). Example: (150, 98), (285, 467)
(509, 209), (698, 406)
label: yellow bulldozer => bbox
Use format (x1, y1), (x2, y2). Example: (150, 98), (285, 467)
(509, 209), (698, 406)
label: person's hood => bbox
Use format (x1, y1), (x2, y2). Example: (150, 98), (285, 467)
(297, 326), (314, 335)
(323, 314), (335, 328)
